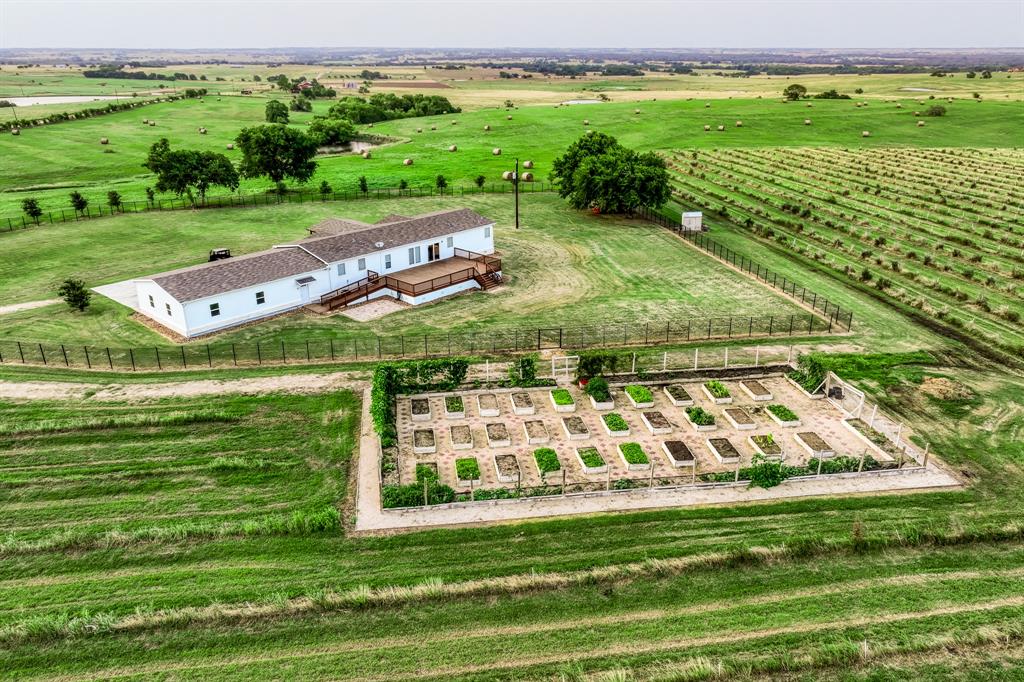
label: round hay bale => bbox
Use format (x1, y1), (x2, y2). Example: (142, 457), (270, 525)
(717, 125), (725, 131)
(914, 111), (921, 116)
(862, 131), (871, 137)
(483, 125), (490, 131)
(362, 150), (372, 159)
(100, 137), (109, 144)
(586, 129), (594, 135)
(451, 120), (457, 125)
(416, 127), (422, 133)
(430, 125), (436, 130)
(521, 172), (534, 182)
(704, 125), (711, 131)
(523, 160), (534, 169)
(705, 103), (711, 108)
(11, 128), (20, 135)
(735, 120), (743, 127)
(199, 128), (207, 134)
(502, 171), (513, 181)
(492, 148), (501, 155)
(806, 103), (813, 107)
(804, 119), (812, 125)
(506, 115), (512, 120)
(142, 118), (148, 124)
(148, 121), (156, 126)
(634, 108), (640, 114)
(583, 119), (589, 125)
(403, 158), (413, 166)
(896, 103), (903, 108)
(368, 123), (373, 128)
(917, 120), (925, 127)
(226, 143), (234, 150)
(449, 144), (457, 152)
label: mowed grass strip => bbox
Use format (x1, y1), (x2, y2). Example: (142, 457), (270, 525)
(0, 392), (357, 547)
(4, 543), (1024, 680)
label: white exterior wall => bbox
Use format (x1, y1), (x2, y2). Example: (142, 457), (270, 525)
(401, 279), (480, 305)
(136, 281), (189, 337)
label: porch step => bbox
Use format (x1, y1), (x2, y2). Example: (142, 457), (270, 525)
(476, 272), (503, 291)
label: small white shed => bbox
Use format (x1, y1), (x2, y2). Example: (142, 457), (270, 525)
(681, 211), (704, 232)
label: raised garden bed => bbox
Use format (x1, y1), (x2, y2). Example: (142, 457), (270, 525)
(486, 422), (511, 448)
(585, 377), (615, 410)
(413, 428), (436, 455)
(795, 431), (836, 458)
(415, 461), (439, 482)
(844, 418), (901, 459)
(748, 433), (783, 459)
(702, 381), (733, 405)
(740, 380), (773, 402)
(455, 457), (481, 487)
(662, 440), (695, 467)
(411, 398), (431, 422)
(576, 446), (608, 474)
(449, 424), (473, 451)
(766, 404), (801, 427)
(618, 442), (651, 471)
(641, 411), (673, 435)
(562, 415), (590, 440)
(625, 385), (655, 409)
(523, 420), (549, 445)
(664, 384), (694, 407)
(684, 406), (717, 432)
(786, 375), (825, 400)
(601, 412), (630, 437)
(589, 394), (615, 411)
(511, 392), (535, 416)
(477, 393), (500, 418)
(723, 408), (756, 431)
(494, 454), (521, 483)
(533, 447), (561, 478)
(445, 395), (466, 419)
(707, 437), (741, 464)
(550, 388), (576, 413)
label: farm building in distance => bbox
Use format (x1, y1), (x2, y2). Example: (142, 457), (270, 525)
(129, 208), (500, 338)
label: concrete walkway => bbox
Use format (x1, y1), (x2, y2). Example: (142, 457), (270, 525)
(353, 390), (961, 533)
(0, 299), (60, 316)
(93, 280), (139, 311)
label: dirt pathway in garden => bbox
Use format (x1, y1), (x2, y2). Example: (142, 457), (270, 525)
(0, 372), (369, 401)
(0, 299), (60, 316)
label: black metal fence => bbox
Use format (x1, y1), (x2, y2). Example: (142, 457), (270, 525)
(637, 206), (854, 331)
(0, 312), (847, 372)
(2, 182), (555, 232)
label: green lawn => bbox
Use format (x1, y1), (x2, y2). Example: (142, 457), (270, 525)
(0, 193), (815, 348)
(0, 355), (1022, 679)
(2, 95), (1021, 219)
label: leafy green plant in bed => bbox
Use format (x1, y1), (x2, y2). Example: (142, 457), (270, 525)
(767, 404), (799, 422)
(455, 457), (481, 481)
(415, 463), (439, 483)
(705, 381), (730, 398)
(751, 434), (778, 450)
(602, 413), (629, 432)
(551, 388), (575, 406)
(445, 396), (464, 412)
(625, 385), (653, 403)
(747, 454), (786, 489)
(619, 442), (649, 465)
(585, 376), (612, 402)
(533, 448), (561, 474)
(577, 447), (604, 468)
(685, 406), (716, 425)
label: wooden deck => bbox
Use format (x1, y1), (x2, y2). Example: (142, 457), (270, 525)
(389, 256), (485, 285)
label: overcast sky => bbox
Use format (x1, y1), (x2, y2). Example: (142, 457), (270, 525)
(1, 0), (1021, 50)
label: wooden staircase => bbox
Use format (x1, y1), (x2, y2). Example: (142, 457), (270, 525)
(475, 271), (502, 291)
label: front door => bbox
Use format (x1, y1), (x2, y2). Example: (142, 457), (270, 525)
(298, 284), (310, 304)
(427, 242), (440, 262)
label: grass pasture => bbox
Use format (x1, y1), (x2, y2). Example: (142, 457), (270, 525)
(666, 146), (1024, 353)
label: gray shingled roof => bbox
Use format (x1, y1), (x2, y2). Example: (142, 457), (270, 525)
(149, 248), (324, 303)
(144, 208), (493, 303)
(375, 214), (410, 224)
(306, 217), (372, 236)
(299, 208), (492, 263)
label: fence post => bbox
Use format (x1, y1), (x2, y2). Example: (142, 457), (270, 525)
(206, 344), (212, 367)
(180, 345), (187, 368)
(106, 347), (113, 369)
(17, 341), (24, 363)
(724, 347), (728, 368)
(38, 344), (47, 365)
(155, 347), (161, 370)
(868, 404), (877, 428)
(60, 344), (69, 366)
(257, 341), (262, 365)
(84, 346), (91, 369)
(754, 347), (759, 366)
(281, 341), (286, 363)
(694, 347), (699, 369)
(129, 348), (136, 371)
(231, 343), (237, 366)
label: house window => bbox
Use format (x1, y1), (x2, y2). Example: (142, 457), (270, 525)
(446, 236), (453, 248)
(209, 302), (220, 317)
(384, 254), (392, 269)
(484, 226), (492, 238)
(255, 291), (265, 305)
(165, 303), (172, 316)
(337, 263), (346, 276)
(148, 294), (154, 308)
(358, 257), (366, 271)
(408, 246), (422, 264)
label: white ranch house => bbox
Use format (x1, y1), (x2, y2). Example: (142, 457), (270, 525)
(132, 208), (500, 338)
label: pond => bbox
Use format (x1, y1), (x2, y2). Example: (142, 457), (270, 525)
(1, 95), (134, 107)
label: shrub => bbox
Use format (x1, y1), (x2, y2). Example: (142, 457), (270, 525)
(625, 385), (653, 403)
(507, 356), (538, 386)
(704, 381), (730, 398)
(381, 482), (455, 508)
(685, 406), (715, 425)
(415, 463), (439, 483)
(58, 278), (91, 312)
(551, 388), (574, 406)
(585, 376), (611, 402)
(575, 351), (622, 380)
(747, 455), (786, 489)
(603, 413), (629, 432)
(767, 404), (799, 422)
(455, 458), (481, 481)
(533, 448), (561, 474)
(619, 442), (649, 465)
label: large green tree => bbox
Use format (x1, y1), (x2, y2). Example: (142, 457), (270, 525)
(783, 83), (807, 100)
(265, 100), (289, 124)
(551, 133), (670, 215)
(307, 117), (357, 145)
(143, 138), (240, 206)
(235, 125), (319, 186)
